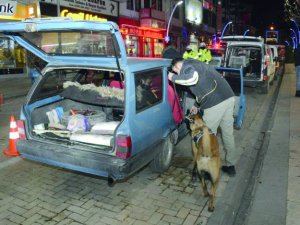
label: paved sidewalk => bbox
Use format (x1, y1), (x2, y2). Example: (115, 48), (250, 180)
(287, 73), (300, 225)
(208, 65), (300, 225)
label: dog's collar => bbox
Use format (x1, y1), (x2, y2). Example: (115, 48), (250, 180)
(192, 131), (204, 144)
(192, 129), (214, 144)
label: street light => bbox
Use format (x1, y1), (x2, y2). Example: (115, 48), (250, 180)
(243, 29), (250, 37)
(290, 28), (298, 47)
(291, 19), (300, 44)
(291, 36), (296, 49)
(221, 21), (232, 38)
(165, 0), (183, 43)
(285, 40), (290, 46)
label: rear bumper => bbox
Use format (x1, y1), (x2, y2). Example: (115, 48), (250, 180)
(16, 139), (152, 181)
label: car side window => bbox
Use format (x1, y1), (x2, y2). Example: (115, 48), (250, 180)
(134, 68), (163, 112)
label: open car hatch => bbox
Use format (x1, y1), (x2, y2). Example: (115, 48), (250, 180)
(0, 18), (127, 66)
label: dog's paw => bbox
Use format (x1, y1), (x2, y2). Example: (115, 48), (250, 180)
(208, 206), (215, 212)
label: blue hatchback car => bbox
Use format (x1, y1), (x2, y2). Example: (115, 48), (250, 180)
(0, 19), (188, 184)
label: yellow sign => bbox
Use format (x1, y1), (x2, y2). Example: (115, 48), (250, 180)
(60, 9), (107, 22)
(0, 4), (30, 20)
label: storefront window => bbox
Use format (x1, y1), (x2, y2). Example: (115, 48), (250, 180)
(154, 39), (164, 57)
(143, 38), (152, 57)
(0, 38), (15, 68)
(125, 36), (139, 57)
(0, 37), (26, 75)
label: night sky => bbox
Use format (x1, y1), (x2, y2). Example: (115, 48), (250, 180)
(241, 0), (286, 35)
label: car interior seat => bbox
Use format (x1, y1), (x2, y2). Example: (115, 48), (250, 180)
(228, 56), (247, 68)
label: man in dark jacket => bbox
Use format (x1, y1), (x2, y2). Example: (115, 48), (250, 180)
(162, 42), (181, 59)
(168, 58), (237, 176)
(294, 46), (300, 97)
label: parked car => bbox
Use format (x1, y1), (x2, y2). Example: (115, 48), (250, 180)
(221, 36), (276, 94)
(268, 44), (285, 78)
(0, 19), (189, 184)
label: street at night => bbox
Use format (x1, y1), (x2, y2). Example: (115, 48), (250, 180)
(0, 0), (299, 225)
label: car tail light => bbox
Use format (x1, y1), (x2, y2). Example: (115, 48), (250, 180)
(116, 135), (132, 159)
(17, 120), (26, 140)
(263, 74), (267, 81)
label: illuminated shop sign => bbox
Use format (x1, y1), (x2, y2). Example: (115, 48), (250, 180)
(266, 30), (278, 43)
(0, 0), (17, 16)
(40, 0), (118, 17)
(120, 27), (164, 39)
(185, 0), (203, 25)
(60, 9), (107, 21)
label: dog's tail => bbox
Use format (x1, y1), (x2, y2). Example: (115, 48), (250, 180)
(202, 126), (211, 155)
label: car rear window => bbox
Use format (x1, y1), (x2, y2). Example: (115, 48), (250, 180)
(20, 31), (120, 57)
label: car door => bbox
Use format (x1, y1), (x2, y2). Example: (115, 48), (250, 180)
(265, 46), (276, 82)
(129, 67), (172, 154)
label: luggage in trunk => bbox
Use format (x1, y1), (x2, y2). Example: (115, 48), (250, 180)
(30, 99), (123, 147)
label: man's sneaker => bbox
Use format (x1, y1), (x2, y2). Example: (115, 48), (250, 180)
(221, 165), (236, 177)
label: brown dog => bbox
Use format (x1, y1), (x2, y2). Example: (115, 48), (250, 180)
(187, 113), (221, 212)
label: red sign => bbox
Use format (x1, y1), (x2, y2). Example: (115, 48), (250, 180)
(120, 26), (164, 39)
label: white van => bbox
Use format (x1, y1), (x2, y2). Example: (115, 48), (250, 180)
(222, 36), (276, 94)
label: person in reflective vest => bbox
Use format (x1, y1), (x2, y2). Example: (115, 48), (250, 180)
(183, 45), (198, 59)
(198, 42), (212, 64)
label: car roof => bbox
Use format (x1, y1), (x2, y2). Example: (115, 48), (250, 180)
(43, 57), (172, 73)
(126, 57), (172, 72)
(221, 36), (264, 43)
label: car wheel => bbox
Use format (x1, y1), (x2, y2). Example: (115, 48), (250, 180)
(150, 136), (174, 173)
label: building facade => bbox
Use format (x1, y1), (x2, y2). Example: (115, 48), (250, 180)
(119, 0), (184, 57)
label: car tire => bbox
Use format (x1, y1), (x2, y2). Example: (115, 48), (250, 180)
(150, 136), (174, 173)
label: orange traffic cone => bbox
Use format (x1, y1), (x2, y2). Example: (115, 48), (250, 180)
(3, 115), (20, 156)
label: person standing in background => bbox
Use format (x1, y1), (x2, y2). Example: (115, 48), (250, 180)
(294, 46), (300, 97)
(183, 45), (198, 60)
(198, 42), (212, 64)
(162, 41), (181, 59)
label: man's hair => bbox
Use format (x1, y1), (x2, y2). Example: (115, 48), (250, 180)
(171, 57), (184, 67)
(166, 41), (172, 47)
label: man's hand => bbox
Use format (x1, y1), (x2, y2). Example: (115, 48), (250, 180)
(168, 72), (175, 81)
(190, 105), (198, 115)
